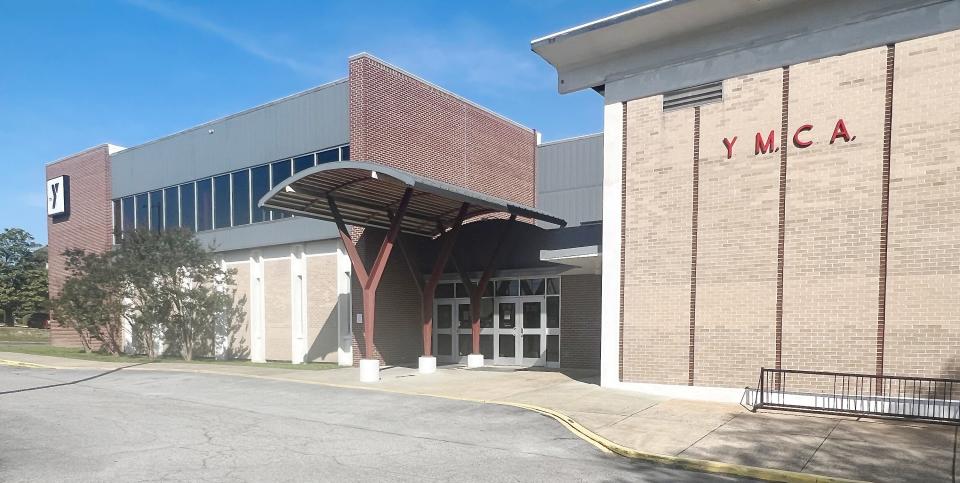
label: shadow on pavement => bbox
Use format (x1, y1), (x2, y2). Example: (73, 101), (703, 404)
(0, 362), (153, 395)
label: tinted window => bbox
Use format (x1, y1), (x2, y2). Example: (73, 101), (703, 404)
(546, 277), (561, 295)
(180, 183), (195, 232)
(520, 278), (545, 296)
(293, 154), (314, 173)
(435, 283), (454, 299)
(251, 165), (270, 223)
(149, 190), (163, 232)
(496, 280), (519, 297)
(121, 197), (135, 232)
(340, 145), (349, 160)
(196, 178), (213, 231)
(270, 160), (291, 220)
(164, 187), (179, 229)
(135, 193), (148, 229)
(213, 174), (230, 229)
(317, 148), (338, 164)
(113, 200), (122, 242)
(232, 170), (250, 226)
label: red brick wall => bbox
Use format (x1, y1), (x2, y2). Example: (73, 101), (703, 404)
(348, 54), (536, 205)
(46, 145), (114, 348)
(347, 54), (537, 364)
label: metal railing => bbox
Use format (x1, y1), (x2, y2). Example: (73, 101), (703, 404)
(755, 368), (960, 424)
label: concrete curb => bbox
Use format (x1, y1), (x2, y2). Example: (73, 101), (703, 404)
(4, 360), (866, 483)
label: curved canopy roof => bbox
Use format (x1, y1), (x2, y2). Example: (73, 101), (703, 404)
(259, 161), (566, 237)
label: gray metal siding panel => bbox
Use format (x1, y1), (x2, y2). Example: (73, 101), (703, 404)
(111, 81), (349, 197)
(196, 216), (339, 253)
(536, 133), (603, 226)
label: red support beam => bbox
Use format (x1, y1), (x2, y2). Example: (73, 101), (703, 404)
(453, 215), (517, 355)
(329, 188), (413, 360)
(421, 203), (469, 356)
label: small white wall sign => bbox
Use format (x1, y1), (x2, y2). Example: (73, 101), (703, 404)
(46, 175), (70, 217)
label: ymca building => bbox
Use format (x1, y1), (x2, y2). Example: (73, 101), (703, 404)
(47, 0), (960, 400)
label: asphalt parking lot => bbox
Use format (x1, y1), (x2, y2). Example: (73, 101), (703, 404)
(0, 366), (748, 482)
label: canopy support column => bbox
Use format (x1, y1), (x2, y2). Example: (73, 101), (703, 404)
(421, 204), (469, 360)
(329, 188), (413, 378)
(454, 215), (516, 367)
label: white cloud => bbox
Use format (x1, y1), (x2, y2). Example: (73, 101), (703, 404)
(123, 0), (325, 76)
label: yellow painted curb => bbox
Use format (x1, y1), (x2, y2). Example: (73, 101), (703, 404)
(6, 361), (866, 482)
(0, 359), (53, 369)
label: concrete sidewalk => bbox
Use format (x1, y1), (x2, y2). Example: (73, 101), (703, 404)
(2, 352), (956, 482)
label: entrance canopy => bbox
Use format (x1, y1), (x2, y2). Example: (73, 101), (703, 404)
(259, 161), (566, 236)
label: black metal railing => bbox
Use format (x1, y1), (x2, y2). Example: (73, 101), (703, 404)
(755, 368), (960, 424)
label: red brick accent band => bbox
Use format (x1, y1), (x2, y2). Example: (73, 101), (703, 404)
(619, 101), (627, 383)
(877, 45), (895, 378)
(688, 106), (701, 386)
(776, 66), (790, 373)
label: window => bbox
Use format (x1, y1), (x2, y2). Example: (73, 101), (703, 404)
(180, 183), (195, 232)
(270, 160), (291, 220)
(317, 148), (338, 164)
(340, 145), (349, 160)
(232, 170), (250, 226)
(213, 174), (231, 229)
(112, 200), (122, 242)
(149, 190), (163, 232)
(546, 277), (560, 295)
(496, 279), (519, 297)
(196, 178), (213, 231)
(293, 154), (314, 173)
(547, 296), (560, 329)
(251, 165), (270, 223)
(435, 283), (454, 299)
(520, 278), (545, 296)
(164, 186), (179, 229)
(122, 196), (135, 232)
(135, 193), (148, 229)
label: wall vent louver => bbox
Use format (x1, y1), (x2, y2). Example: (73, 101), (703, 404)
(662, 82), (723, 111)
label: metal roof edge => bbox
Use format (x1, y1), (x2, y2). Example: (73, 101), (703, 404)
(530, 0), (687, 50)
(45, 143), (119, 167)
(537, 132), (603, 147)
(259, 160), (566, 227)
(112, 77), (349, 158)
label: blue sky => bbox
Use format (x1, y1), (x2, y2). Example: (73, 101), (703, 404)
(0, 0), (639, 244)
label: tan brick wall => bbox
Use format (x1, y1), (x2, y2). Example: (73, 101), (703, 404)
(46, 145), (113, 348)
(264, 258), (292, 361)
(305, 255), (339, 363)
(617, 37), (960, 387)
(886, 30), (960, 379)
(781, 47), (887, 376)
(559, 274), (601, 370)
(694, 69), (782, 387)
(225, 261), (251, 359)
(622, 97), (694, 385)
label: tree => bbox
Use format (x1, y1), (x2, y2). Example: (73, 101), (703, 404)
(50, 249), (125, 354)
(0, 228), (48, 326)
(116, 229), (245, 361)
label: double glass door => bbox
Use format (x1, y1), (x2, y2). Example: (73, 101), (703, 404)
(434, 295), (559, 368)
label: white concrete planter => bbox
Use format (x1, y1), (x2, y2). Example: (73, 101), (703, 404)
(359, 359), (380, 382)
(467, 354), (484, 369)
(418, 356), (437, 374)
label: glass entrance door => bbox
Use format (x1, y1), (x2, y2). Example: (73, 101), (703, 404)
(434, 278), (560, 368)
(434, 298), (493, 364)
